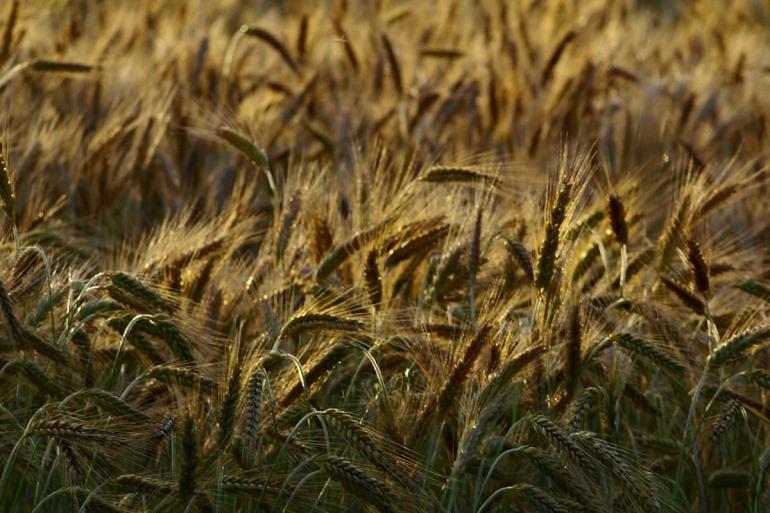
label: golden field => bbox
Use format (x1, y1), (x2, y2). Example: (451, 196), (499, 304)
(1, 1), (770, 511)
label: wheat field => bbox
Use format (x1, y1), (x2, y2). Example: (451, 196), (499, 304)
(1, 0), (769, 512)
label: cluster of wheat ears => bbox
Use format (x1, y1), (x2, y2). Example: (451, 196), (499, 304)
(1, 0), (770, 512)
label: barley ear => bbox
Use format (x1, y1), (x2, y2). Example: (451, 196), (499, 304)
(364, 249), (383, 309)
(0, 0), (19, 66)
(607, 193), (628, 246)
(686, 239), (710, 296)
(0, 142), (15, 226)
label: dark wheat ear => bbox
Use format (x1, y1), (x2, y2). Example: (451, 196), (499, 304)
(310, 213), (334, 263)
(708, 325), (770, 368)
(528, 415), (598, 474)
(477, 343), (545, 406)
(565, 306), (582, 388)
(569, 386), (605, 431)
(6, 359), (66, 398)
(384, 223), (451, 268)
(107, 271), (175, 313)
(315, 219), (392, 280)
(242, 367), (264, 447)
(364, 249), (383, 309)
(323, 409), (417, 491)
(217, 127), (269, 170)
(242, 26), (301, 76)
(536, 178), (573, 290)
(381, 33), (403, 95)
(144, 411), (174, 465)
(708, 469), (750, 489)
(659, 193), (691, 269)
(421, 165), (501, 187)
(468, 207), (482, 321)
(606, 194), (628, 246)
(29, 60), (96, 74)
(0, 142), (14, 224)
(541, 29), (577, 86)
(28, 418), (114, 444)
(280, 312), (365, 338)
(711, 399), (741, 443)
(502, 237), (535, 285)
(409, 326), (491, 444)
(481, 483), (569, 513)
(696, 182), (739, 221)
(660, 275), (706, 316)
(469, 207), (482, 279)
(320, 455), (399, 513)
(686, 239), (710, 296)
(0, 0), (19, 66)
(296, 14), (308, 59)
(219, 352), (242, 449)
(734, 281), (770, 303)
(0, 279), (66, 364)
(333, 19), (359, 71)
(278, 340), (349, 409)
(275, 190), (302, 263)
(614, 332), (687, 375)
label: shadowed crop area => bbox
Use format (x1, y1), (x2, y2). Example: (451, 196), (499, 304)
(2, 0), (770, 511)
